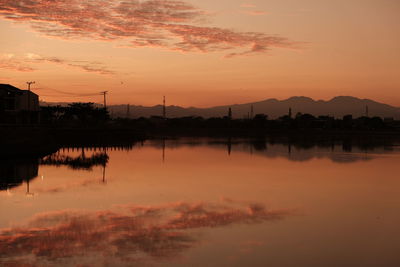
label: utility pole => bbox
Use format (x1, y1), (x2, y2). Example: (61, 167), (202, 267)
(365, 105), (369, 117)
(26, 81), (35, 91)
(26, 81), (35, 123)
(250, 105), (254, 119)
(126, 104), (130, 118)
(101, 91), (108, 109)
(163, 96), (166, 119)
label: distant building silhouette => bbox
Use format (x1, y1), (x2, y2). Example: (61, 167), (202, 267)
(0, 84), (40, 124)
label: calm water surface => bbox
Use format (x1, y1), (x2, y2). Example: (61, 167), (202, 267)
(1, 138), (400, 266)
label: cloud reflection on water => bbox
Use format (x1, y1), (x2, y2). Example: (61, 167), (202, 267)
(0, 201), (292, 266)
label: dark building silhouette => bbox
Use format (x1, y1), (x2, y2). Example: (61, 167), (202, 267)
(0, 84), (40, 124)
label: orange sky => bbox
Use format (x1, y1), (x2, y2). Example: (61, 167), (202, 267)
(1, 0), (399, 107)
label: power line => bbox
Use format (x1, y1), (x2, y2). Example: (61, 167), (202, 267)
(36, 87), (101, 97)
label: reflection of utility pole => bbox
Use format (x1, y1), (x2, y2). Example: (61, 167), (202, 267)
(102, 146), (107, 183)
(26, 179), (34, 197)
(227, 137), (232, 155)
(81, 147), (85, 158)
(162, 139), (166, 163)
(102, 163), (106, 183)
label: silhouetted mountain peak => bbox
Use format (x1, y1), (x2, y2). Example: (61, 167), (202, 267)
(330, 96), (364, 102)
(41, 95), (400, 119)
(285, 96), (315, 103)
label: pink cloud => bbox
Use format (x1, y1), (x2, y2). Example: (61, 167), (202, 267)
(0, 0), (297, 57)
(241, 10), (268, 16)
(0, 54), (36, 72)
(0, 53), (115, 75)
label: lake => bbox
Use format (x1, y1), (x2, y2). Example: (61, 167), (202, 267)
(1, 138), (400, 267)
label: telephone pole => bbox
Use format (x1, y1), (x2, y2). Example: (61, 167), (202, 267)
(26, 81), (35, 122)
(163, 96), (166, 119)
(26, 81), (35, 91)
(126, 104), (130, 118)
(101, 91), (108, 109)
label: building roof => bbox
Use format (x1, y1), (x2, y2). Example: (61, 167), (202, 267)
(0, 84), (23, 92)
(0, 84), (38, 96)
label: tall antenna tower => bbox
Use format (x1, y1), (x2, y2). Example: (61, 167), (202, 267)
(163, 96), (166, 119)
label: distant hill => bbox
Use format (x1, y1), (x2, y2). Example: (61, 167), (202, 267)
(105, 96), (400, 119)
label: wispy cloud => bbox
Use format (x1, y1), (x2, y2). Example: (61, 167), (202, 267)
(0, 54), (36, 72)
(239, 3), (267, 16)
(241, 10), (268, 16)
(0, 200), (292, 265)
(0, 53), (115, 75)
(0, 0), (296, 57)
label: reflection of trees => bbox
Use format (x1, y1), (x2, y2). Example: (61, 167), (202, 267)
(40, 152), (109, 170)
(147, 137), (400, 164)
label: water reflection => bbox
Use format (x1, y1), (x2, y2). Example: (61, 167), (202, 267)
(0, 200), (291, 266)
(41, 149), (108, 171)
(1, 137), (399, 192)
(0, 152), (109, 192)
(0, 158), (38, 191)
(149, 137), (400, 163)
(1, 137), (400, 266)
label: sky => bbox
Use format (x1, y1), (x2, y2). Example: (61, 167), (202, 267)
(0, 0), (399, 107)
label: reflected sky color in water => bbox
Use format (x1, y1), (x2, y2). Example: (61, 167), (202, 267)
(1, 139), (400, 266)
(0, 201), (290, 266)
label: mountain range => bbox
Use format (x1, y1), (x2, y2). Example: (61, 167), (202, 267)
(104, 96), (400, 119)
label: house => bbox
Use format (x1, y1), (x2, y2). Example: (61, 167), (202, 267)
(0, 84), (40, 124)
